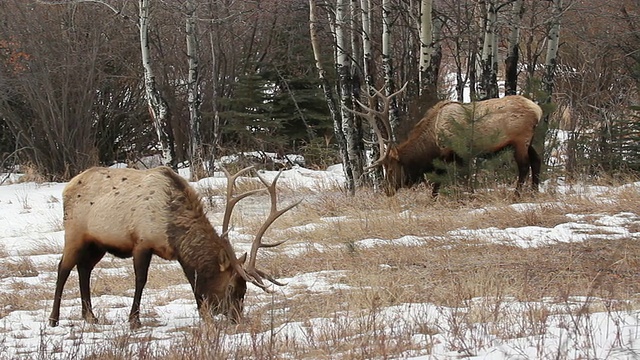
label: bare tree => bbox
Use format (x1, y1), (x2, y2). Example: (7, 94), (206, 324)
(418, 0), (437, 95)
(0, 1), (151, 179)
(139, 0), (176, 169)
(336, 0), (363, 191)
(185, 0), (204, 179)
(309, 0), (350, 188)
(504, 0), (524, 95)
(381, 0), (400, 136)
(478, 0), (500, 99)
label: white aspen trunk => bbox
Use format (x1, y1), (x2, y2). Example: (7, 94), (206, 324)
(479, 0), (498, 99)
(360, 0), (373, 89)
(360, 0), (384, 187)
(535, 0), (563, 165)
(139, 0), (175, 168)
(336, 0), (362, 189)
(381, 0), (399, 138)
(418, 0), (433, 95)
(309, 0), (351, 191)
(185, 0), (204, 179)
(208, 31), (221, 168)
(505, 0), (524, 95)
(544, 0), (562, 102)
(360, 0), (380, 181)
(350, 0), (362, 94)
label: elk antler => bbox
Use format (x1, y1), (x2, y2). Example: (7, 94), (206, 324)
(219, 166), (300, 291)
(220, 166), (264, 236)
(243, 170), (301, 289)
(343, 82), (408, 170)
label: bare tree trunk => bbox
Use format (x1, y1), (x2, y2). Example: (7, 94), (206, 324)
(543, 0), (562, 104)
(208, 34), (220, 165)
(504, 0), (524, 96)
(139, 0), (176, 169)
(360, 0), (374, 91)
(478, 0), (499, 100)
(350, 0), (365, 176)
(309, 0), (350, 191)
(336, 0), (362, 191)
(418, 0), (434, 95)
(535, 0), (563, 158)
(469, 0), (487, 101)
(415, 1), (442, 121)
(359, 0), (382, 185)
(185, 0), (204, 179)
(207, 11), (221, 174)
(382, 0), (399, 138)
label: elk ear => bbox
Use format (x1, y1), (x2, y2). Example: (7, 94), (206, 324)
(238, 252), (247, 265)
(219, 251), (231, 272)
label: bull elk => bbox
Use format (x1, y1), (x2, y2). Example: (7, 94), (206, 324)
(48, 166), (298, 329)
(350, 86), (543, 196)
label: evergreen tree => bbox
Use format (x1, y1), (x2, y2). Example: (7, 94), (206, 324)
(219, 72), (279, 151)
(427, 105), (504, 194)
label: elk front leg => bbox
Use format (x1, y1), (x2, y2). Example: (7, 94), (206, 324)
(129, 248), (153, 329)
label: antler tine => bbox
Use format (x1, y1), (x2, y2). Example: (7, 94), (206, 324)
(351, 82), (408, 170)
(220, 166), (265, 235)
(244, 169), (301, 288)
(369, 82), (408, 140)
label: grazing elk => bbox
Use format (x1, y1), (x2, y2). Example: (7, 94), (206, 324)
(351, 86), (543, 196)
(48, 166), (298, 329)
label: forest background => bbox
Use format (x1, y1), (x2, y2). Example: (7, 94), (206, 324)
(0, 0), (638, 191)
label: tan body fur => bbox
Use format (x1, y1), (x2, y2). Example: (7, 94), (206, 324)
(384, 95), (543, 196)
(49, 166), (248, 329)
(63, 167), (179, 260)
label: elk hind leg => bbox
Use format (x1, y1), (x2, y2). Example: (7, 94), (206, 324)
(49, 253), (78, 327)
(513, 145), (531, 196)
(77, 243), (106, 324)
(129, 248), (153, 329)
(528, 145), (541, 192)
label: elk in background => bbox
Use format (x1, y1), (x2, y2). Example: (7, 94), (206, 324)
(349, 86), (543, 196)
(49, 166), (298, 329)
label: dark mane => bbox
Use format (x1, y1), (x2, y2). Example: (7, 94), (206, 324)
(159, 167), (206, 218)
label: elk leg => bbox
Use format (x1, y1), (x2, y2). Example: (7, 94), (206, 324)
(129, 248), (153, 329)
(77, 246), (105, 324)
(528, 146), (541, 192)
(514, 146), (531, 196)
(49, 255), (76, 327)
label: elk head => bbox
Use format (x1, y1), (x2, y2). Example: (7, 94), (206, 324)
(345, 83), (408, 195)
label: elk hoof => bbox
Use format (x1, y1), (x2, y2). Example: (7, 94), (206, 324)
(48, 318), (59, 327)
(83, 312), (99, 325)
(129, 317), (142, 330)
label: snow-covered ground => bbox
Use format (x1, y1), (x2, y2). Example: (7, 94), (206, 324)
(0, 164), (639, 359)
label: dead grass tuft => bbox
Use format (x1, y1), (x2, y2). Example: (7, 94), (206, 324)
(1, 256), (39, 278)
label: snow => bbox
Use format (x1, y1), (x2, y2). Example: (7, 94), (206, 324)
(0, 165), (639, 358)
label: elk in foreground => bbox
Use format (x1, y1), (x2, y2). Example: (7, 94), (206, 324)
(350, 86), (543, 196)
(49, 166), (298, 329)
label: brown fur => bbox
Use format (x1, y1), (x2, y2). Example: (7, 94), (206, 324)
(49, 166), (247, 329)
(383, 95), (543, 196)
